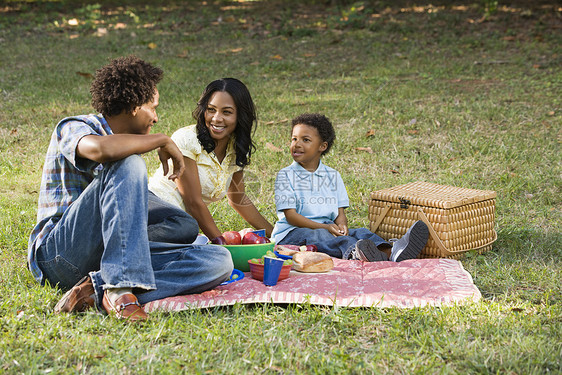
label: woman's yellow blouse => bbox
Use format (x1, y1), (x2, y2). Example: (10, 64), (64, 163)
(148, 125), (243, 209)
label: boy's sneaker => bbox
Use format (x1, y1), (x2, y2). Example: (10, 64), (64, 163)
(353, 239), (389, 262)
(390, 221), (429, 262)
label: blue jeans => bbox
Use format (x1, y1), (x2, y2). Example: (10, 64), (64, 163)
(147, 191), (198, 244)
(278, 227), (390, 259)
(35, 155), (233, 307)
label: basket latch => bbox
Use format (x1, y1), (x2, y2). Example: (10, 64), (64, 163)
(399, 197), (411, 209)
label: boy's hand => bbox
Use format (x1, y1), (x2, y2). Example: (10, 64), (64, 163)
(337, 223), (349, 236)
(334, 209), (348, 236)
(325, 223), (345, 237)
(158, 139), (185, 180)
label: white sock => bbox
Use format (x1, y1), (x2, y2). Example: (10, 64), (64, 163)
(106, 288), (132, 306)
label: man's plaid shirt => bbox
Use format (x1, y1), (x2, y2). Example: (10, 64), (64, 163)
(27, 114), (112, 283)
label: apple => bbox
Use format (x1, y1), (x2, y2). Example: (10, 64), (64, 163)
(299, 244), (318, 252)
(222, 231), (242, 245)
(242, 232), (260, 244)
(254, 236), (270, 244)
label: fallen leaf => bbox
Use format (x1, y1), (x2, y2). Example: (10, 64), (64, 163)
(177, 51), (188, 58)
(76, 71), (94, 79)
(532, 64), (541, 69)
(10, 128), (18, 136)
(434, 119), (441, 126)
(295, 88), (313, 92)
(266, 142), (283, 152)
(390, 169), (400, 174)
(250, 61), (260, 66)
(271, 55), (283, 60)
(355, 147), (373, 154)
(365, 129), (376, 137)
(408, 129), (419, 135)
(511, 307), (524, 312)
(68, 18), (79, 26)
(304, 53), (316, 57)
(148, 42), (157, 49)
(94, 28), (108, 37)
(113, 22), (127, 30)
(230, 47), (243, 53)
(386, 110), (394, 115)
(502, 36), (516, 41)
(547, 111), (555, 116)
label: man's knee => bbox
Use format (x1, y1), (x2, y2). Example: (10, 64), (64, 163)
(105, 155), (147, 183)
(208, 245), (234, 275)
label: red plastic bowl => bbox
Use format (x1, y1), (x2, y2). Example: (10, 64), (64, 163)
(248, 261), (291, 282)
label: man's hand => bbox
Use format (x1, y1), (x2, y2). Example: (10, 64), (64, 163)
(158, 139), (185, 180)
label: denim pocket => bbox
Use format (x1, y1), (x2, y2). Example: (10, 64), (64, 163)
(37, 255), (83, 290)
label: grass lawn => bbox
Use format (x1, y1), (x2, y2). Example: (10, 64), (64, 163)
(0, 0), (560, 373)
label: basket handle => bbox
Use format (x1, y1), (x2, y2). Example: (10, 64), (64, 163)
(370, 203), (391, 233)
(416, 208), (497, 256)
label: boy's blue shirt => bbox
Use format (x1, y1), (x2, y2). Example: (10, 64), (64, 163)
(271, 160), (349, 244)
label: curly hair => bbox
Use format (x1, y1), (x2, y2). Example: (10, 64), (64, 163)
(192, 78), (257, 168)
(90, 56), (163, 117)
(292, 113), (336, 155)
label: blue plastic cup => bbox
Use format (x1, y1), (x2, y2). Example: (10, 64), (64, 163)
(263, 257), (285, 286)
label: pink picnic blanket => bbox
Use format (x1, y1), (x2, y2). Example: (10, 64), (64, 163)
(143, 258), (481, 312)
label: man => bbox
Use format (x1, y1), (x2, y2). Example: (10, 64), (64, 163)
(28, 56), (233, 321)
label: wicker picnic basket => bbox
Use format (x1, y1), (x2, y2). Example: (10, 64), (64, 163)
(369, 181), (497, 259)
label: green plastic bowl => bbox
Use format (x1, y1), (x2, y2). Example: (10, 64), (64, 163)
(223, 242), (275, 272)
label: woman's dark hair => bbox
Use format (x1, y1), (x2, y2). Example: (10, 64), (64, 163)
(292, 113), (336, 155)
(90, 55), (163, 117)
(192, 78), (257, 168)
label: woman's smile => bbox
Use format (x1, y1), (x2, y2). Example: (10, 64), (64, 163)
(205, 91), (237, 146)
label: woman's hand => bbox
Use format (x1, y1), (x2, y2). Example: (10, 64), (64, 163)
(210, 235), (227, 245)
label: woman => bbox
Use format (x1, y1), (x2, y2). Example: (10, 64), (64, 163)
(149, 78), (273, 244)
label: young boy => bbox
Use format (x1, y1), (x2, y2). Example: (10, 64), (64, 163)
(28, 56), (233, 321)
(271, 113), (429, 262)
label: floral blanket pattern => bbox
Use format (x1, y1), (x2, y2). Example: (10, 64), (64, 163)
(144, 258), (481, 312)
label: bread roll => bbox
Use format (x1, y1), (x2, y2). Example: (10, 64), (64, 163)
(292, 252), (334, 273)
(275, 245), (300, 256)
